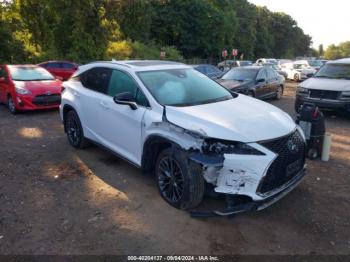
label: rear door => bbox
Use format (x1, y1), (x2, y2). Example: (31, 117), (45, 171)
(266, 68), (279, 96)
(96, 69), (149, 165)
(78, 67), (112, 141)
(255, 68), (269, 98)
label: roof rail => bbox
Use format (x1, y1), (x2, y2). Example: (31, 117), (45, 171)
(86, 60), (132, 68)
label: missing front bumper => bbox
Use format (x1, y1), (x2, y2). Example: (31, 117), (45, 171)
(190, 168), (306, 218)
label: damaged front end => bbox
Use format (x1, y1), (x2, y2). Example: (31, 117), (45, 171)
(144, 107), (307, 217)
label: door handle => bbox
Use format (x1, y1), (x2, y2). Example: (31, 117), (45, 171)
(99, 101), (109, 110)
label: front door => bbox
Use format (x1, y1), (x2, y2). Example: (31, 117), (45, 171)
(97, 69), (149, 165)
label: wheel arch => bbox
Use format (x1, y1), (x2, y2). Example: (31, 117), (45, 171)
(141, 135), (182, 173)
(62, 104), (76, 132)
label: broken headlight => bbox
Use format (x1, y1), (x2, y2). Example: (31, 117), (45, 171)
(202, 139), (264, 155)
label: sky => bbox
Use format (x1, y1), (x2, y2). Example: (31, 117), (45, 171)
(248, 0), (349, 48)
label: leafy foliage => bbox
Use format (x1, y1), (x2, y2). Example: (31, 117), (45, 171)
(324, 42), (350, 60)
(0, 0), (313, 64)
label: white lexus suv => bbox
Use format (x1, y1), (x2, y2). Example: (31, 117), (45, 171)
(60, 60), (307, 215)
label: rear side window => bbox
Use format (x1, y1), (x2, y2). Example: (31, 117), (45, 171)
(80, 67), (112, 94)
(257, 69), (267, 80)
(266, 68), (276, 80)
(108, 70), (149, 107)
(61, 63), (74, 69)
(46, 63), (61, 69)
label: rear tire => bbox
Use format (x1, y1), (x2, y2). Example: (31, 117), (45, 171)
(275, 86), (283, 100)
(155, 148), (204, 210)
(7, 96), (17, 114)
(64, 110), (90, 149)
(294, 73), (300, 82)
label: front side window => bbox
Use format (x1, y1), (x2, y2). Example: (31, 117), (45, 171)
(80, 67), (111, 93)
(8, 66), (55, 81)
(138, 68), (233, 107)
(315, 64), (350, 80)
(108, 70), (149, 107)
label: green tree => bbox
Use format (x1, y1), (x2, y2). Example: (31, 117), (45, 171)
(150, 0), (237, 59)
(318, 44), (324, 57)
(230, 0), (257, 59)
(324, 42), (350, 60)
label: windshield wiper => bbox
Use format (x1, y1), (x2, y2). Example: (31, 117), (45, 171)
(336, 77), (350, 80)
(315, 75), (331, 78)
(169, 96), (233, 107)
(12, 78), (54, 81)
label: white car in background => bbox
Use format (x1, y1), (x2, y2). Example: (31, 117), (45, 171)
(281, 62), (317, 81)
(60, 60), (306, 215)
(256, 58), (278, 67)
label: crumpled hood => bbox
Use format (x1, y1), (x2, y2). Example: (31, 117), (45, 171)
(301, 77), (350, 91)
(217, 79), (251, 90)
(166, 95), (296, 143)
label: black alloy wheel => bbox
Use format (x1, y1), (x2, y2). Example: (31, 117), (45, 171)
(157, 156), (185, 203)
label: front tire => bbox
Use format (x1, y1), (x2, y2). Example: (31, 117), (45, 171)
(295, 99), (302, 113)
(247, 91), (255, 97)
(64, 110), (90, 149)
(7, 96), (17, 114)
(155, 148), (204, 210)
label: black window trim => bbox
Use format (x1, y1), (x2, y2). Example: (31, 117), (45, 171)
(108, 68), (151, 109)
(79, 66), (151, 109)
(0, 66), (9, 81)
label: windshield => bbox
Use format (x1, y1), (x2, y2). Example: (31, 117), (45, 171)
(315, 64), (350, 79)
(9, 66), (55, 81)
(222, 68), (258, 81)
(308, 60), (323, 67)
(137, 68), (233, 107)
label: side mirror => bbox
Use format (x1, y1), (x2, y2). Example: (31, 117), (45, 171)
(256, 78), (265, 83)
(113, 92), (138, 110)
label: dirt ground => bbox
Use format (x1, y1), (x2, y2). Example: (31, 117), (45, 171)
(0, 82), (349, 255)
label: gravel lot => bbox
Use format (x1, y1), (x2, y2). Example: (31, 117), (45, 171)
(0, 82), (349, 255)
